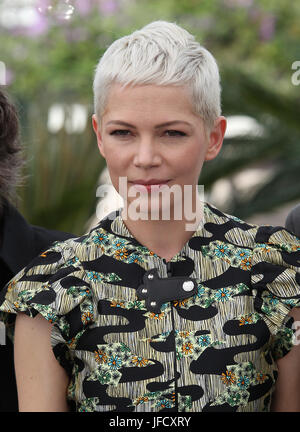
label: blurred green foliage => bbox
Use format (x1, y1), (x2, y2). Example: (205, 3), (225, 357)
(1, 0), (300, 234)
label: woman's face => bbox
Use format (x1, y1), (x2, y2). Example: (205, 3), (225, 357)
(92, 83), (226, 219)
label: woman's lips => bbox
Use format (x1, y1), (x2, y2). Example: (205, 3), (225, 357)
(129, 180), (170, 193)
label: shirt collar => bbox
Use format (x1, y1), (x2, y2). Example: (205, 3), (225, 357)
(101, 203), (213, 262)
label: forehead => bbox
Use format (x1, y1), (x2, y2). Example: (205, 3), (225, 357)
(101, 83), (198, 122)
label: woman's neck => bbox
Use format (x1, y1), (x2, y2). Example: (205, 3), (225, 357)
(121, 208), (203, 262)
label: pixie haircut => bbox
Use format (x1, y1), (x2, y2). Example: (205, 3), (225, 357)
(93, 20), (221, 131)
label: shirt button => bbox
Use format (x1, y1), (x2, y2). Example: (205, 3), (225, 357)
(182, 281), (194, 292)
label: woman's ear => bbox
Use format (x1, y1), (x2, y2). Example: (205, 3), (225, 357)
(92, 114), (105, 158)
(205, 116), (227, 161)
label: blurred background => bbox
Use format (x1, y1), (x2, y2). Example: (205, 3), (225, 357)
(1, 0), (300, 235)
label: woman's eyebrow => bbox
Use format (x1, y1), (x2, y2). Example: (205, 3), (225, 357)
(106, 120), (192, 129)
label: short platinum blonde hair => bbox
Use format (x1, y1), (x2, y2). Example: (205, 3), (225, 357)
(93, 20), (221, 130)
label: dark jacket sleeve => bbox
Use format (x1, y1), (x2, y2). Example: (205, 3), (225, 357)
(285, 204), (300, 238)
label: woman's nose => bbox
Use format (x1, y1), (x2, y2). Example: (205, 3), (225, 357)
(133, 137), (162, 168)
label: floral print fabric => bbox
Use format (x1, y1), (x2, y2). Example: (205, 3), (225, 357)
(1, 203), (300, 412)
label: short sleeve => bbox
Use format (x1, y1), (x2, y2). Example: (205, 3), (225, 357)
(0, 241), (93, 375)
(251, 226), (300, 360)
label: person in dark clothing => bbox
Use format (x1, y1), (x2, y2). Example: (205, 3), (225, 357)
(285, 204), (300, 238)
(0, 88), (74, 411)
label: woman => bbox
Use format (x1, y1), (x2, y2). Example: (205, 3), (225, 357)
(1, 21), (300, 412)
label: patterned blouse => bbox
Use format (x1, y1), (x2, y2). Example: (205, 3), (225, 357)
(1, 203), (300, 412)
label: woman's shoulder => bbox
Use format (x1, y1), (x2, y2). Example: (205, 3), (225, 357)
(0, 222), (112, 334)
(203, 202), (260, 250)
(35, 209), (121, 263)
(203, 202), (300, 252)
(203, 204), (300, 361)
(0, 210), (124, 315)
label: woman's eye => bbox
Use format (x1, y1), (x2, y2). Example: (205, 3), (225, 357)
(109, 129), (187, 138)
(165, 130), (187, 137)
(110, 129), (131, 136)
